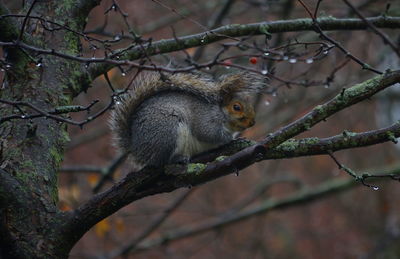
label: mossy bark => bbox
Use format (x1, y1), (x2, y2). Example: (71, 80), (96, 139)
(0, 1), (95, 258)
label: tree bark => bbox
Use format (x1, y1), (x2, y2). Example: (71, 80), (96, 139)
(0, 1), (99, 257)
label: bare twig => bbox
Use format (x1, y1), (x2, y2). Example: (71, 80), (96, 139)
(342, 0), (400, 58)
(125, 177), (364, 253)
(192, 0), (236, 60)
(327, 151), (400, 190)
(105, 190), (194, 259)
(297, 0), (382, 74)
(93, 153), (128, 193)
(66, 125), (109, 150)
(18, 0), (37, 41)
(0, 99), (99, 125)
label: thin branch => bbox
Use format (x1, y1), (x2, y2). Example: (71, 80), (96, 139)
(222, 175), (301, 215)
(105, 190), (194, 259)
(342, 0), (400, 58)
(260, 70), (400, 149)
(328, 151), (400, 190)
(93, 153), (128, 193)
(66, 125), (109, 149)
(297, 0), (382, 74)
(105, 0), (140, 39)
(127, 176), (376, 253)
(85, 1), (223, 37)
(18, 0), (37, 41)
(192, 0), (236, 60)
(128, 166), (400, 253)
(0, 99), (100, 125)
(0, 14), (109, 45)
(151, 0), (210, 32)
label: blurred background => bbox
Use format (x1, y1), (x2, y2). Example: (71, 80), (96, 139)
(5, 0), (400, 258)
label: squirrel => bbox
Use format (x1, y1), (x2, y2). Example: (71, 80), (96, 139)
(110, 72), (264, 169)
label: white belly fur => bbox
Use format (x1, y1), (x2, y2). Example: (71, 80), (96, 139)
(174, 122), (217, 157)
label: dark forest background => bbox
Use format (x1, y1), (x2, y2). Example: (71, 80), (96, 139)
(1, 0), (400, 258)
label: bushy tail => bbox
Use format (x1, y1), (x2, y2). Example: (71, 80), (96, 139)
(109, 72), (221, 154)
(110, 71), (267, 154)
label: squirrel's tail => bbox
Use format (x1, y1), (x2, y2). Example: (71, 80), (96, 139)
(110, 71), (267, 155)
(109, 72), (221, 154)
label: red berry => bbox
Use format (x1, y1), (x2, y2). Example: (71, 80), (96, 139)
(223, 60), (232, 67)
(249, 57), (257, 64)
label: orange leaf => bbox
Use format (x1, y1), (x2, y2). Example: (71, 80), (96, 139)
(87, 173), (99, 187)
(95, 218), (110, 238)
(115, 217), (125, 233)
(59, 202), (71, 212)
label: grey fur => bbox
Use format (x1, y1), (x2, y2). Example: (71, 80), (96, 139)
(110, 72), (265, 168)
(129, 91), (233, 167)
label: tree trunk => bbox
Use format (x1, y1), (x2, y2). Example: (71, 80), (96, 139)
(0, 1), (92, 257)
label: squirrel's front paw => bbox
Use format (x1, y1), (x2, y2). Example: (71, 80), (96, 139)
(170, 154), (190, 165)
(164, 155), (190, 176)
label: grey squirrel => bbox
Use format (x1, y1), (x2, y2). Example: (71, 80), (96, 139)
(110, 72), (264, 168)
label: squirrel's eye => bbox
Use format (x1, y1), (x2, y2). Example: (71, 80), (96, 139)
(233, 103), (242, 111)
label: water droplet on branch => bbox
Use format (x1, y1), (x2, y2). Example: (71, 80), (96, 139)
(306, 58), (313, 64)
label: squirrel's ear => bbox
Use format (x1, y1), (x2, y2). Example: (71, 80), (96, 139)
(218, 72), (266, 103)
(218, 73), (246, 95)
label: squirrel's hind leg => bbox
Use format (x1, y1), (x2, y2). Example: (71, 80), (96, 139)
(130, 113), (181, 168)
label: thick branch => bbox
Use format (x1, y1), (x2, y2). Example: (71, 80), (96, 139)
(267, 122), (400, 159)
(89, 16), (400, 79)
(61, 70), (400, 246)
(260, 70), (400, 148)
